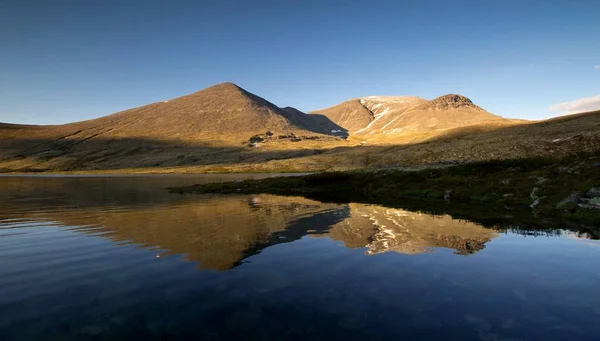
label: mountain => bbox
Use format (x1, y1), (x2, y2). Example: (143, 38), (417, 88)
(310, 94), (510, 140)
(1, 83), (599, 173)
(280, 106), (347, 137)
(1, 82), (332, 141)
(0, 83), (346, 171)
(89, 81), (334, 138)
(309, 99), (377, 132)
(291, 109), (600, 170)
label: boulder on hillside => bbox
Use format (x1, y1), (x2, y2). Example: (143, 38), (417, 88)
(556, 193), (581, 208)
(586, 188), (600, 197)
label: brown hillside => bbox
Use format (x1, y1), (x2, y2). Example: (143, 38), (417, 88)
(0, 82), (335, 142)
(278, 109), (600, 170)
(312, 94), (512, 141)
(375, 94), (507, 133)
(75, 82), (333, 139)
(0, 83), (348, 171)
(1, 83), (599, 173)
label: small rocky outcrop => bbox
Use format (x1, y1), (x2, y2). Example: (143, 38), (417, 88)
(556, 193), (581, 209)
(428, 94), (479, 110)
(578, 188), (600, 210)
(247, 131), (331, 147)
(556, 188), (600, 210)
(587, 188), (600, 197)
(444, 190), (452, 202)
(248, 134), (265, 147)
(249, 135), (265, 144)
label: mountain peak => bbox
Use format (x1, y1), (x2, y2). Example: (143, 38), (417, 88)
(359, 95), (426, 103)
(200, 82), (244, 93)
(187, 81), (269, 106)
(429, 94), (476, 109)
(214, 81), (241, 88)
(311, 92), (505, 137)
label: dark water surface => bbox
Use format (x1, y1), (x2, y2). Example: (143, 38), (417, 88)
(1, 175), (599, 340)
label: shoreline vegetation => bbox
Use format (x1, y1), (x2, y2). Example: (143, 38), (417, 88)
(169, 152), (600, 228)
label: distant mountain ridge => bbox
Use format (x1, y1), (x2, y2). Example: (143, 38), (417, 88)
(310, 93), (509, 139)
(1, 81), (598, 173)
(1, 84), (506, 142)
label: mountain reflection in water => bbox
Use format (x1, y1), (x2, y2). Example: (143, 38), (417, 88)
(58, 197), (503, 270)
(3, 189), (501, 270)
(1, 175), (599, 341)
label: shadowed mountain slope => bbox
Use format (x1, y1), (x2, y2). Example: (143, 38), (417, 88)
(310, 99), (376, 132)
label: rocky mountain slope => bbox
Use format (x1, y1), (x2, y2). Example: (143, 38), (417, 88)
(310, 94), (511, 141)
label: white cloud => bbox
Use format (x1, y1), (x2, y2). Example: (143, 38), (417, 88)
(595, 65), (600, 71)
(549, 94), (600, 115)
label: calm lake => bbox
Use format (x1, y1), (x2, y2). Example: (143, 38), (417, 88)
(1, 175), (599, 340)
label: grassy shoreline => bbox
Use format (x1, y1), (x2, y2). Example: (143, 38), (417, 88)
(170, 153), (600, 226)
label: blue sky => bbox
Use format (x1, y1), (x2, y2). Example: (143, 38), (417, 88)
(1, 0), (599, 125)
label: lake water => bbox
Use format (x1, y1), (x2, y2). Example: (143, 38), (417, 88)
(1, 175), (599, 340)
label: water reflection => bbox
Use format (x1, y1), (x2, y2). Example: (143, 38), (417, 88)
(1, 176), (600, 341)
(326, 204), (497, 255)
(1, 192), (499, 270)
(0, 176), (596, 272)
(0, 173), (298, 212)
